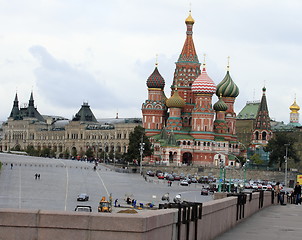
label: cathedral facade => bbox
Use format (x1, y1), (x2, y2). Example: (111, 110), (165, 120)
(142, 12), (240, 166)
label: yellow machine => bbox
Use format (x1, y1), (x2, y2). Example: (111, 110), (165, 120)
(98, 196), (112, 212)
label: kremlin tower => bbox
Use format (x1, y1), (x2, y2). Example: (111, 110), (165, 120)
(289, 98), (300, 126)
(142, 12), (240, 166)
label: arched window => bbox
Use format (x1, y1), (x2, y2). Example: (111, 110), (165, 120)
(255, 131), (259, 140)
(262, 131), (267, 140)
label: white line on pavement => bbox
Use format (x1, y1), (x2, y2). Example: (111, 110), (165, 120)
(96, 170), (110, 197)
(19, 167), (21, 209)
(59, 160), (69, 211)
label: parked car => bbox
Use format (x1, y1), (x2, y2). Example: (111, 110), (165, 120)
(157, 173), (165, 179)
(74, 205), (92, 212)
(146, 170), (155, 177)
(180, 180), (189, 186)
(173, 175), (181, 181)
(166, 174), (174, 181)
(77, 193), (89, 201)
(267, 184), (273, 191)
(200, 188), (209, 195)
(191, 177), (197, 183)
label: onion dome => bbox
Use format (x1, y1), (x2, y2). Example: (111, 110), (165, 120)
(213, 95), (228, 111)
(290, 99), (300, 113)
(192, 65), (216, 94)
(185, 11), (195, 25)
(166, 90), (185, 108)
(146, 66), (165, 89)
(216, 70), (239, 98)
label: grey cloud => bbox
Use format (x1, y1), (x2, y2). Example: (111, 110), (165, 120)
(29, 45), (123, 109)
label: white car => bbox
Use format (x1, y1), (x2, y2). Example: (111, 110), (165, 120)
(180, 180), (189, 186)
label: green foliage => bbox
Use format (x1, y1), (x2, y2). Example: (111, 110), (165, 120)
(265, 133), (300, 168)
(11, 145), (21, 151)
(250, 153), (264, 165)
(26, 145), (40, 156)
(40, 147), (50, 157)
(63, 149), (70, 159)
(125, 126), (152, 162)
(71, 148), (77, 157)
(85, 147), (94, 159)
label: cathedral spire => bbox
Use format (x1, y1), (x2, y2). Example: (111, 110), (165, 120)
(177, 11), (199, 63)
(255, 87), (271, 130)
(9, 92), (21, 120)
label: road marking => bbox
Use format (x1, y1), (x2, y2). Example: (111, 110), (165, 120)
(19, 167), (21, 209)
(95, 171), (110, 197)
(59, 160), (69, 211)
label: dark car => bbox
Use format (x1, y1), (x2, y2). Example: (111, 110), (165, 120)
(77, 193), (89, 201)
(201, 188), (209, 195)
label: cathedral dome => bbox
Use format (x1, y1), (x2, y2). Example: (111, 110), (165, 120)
(213, 96), (228, 111)
(290, 100), (300, 113)
(185, 11), (195, 25)
(192, 66), (216, 94)
(216, 71), (239, 98)
(146, 66), (165, 89)
(166, 90), (185, 108)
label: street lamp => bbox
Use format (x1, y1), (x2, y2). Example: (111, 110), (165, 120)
(284, 144), (290, 187)
(218, 160), (225, 192)
(139, 141), (145, 174)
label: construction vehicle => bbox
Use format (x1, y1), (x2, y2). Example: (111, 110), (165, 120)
(98, 196), (112, 212)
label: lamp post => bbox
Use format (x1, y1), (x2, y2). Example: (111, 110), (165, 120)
(139, 139), (145, 175)
(218, 161), (224, 192)
(284, 144), (290, 187)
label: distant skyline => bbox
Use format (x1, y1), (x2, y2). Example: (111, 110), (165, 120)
(0, 0), (301, 123)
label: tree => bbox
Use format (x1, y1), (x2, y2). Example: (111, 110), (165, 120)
(265, 133), (300, 168)
(85, 147), (94, 159)
(125, 126), (152, 163)
(250, 153), (263, 165)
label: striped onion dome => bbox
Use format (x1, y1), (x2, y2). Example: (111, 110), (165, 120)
(216, 71), (239, 98)
(213, 96), (228, 111)
(166, 90), (185, 108)
(192, 66), (216, 95)
(146, 66), (165, 89)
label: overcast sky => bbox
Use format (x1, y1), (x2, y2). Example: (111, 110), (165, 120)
(0, 0), (301, 123)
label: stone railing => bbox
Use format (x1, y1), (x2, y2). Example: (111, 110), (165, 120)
(0, 191), (275, 240)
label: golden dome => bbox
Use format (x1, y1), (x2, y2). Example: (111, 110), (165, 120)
(290, 100), (300, 113)
(185, 11), (195, 24)
(166, 90), (185, 108)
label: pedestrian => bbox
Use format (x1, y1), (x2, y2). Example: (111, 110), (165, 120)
(114, 199), (118, 207)
(274, 182), (286, 205)
(35, 173), (38, 180)
(294, 182), (301, 205)
(38, 174), (40, 180)
(10, 163), (13, 169)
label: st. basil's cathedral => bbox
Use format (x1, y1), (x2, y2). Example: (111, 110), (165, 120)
(142, 12), (241, 166)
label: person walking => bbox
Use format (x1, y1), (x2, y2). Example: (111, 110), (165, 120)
(294, 182), (301, 205)
(35, 173), (38, 180)
(10, 163), (13, 169)
(274, 182), (286, 205)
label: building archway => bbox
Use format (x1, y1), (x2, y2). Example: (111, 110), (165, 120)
(182, 152), (192, 165)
